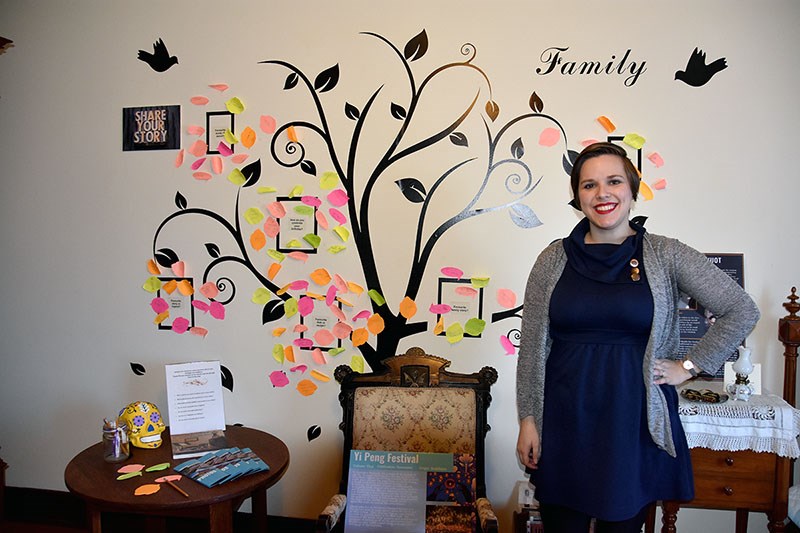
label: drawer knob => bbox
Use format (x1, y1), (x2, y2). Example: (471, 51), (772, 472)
(724, 486), (735, 496)
(725, 457), (735, 466)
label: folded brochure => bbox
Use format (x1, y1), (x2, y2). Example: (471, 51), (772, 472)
(174, 447), (269, 488)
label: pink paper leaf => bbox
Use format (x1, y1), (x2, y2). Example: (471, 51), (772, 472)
(500, 335), (516, 355)
(290, 364), (308, 373)
(260, 115), (277, 134)
(329, 208), (347, 225)
(429, 303), (452, 314)
(217, 142), (233, 157)
(150, 297), (169, 314)
(209, 301), (225, 320)
(298, 296), (315, 317)
(269, 370), (290, 388)
(172, 317), (189, 334)
(199, 282), (219, 299)
(440, 267), (463, 279)
(327, 189), (349, 207)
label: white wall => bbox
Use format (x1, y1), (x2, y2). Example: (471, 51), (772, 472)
(1, 1), (799, 531)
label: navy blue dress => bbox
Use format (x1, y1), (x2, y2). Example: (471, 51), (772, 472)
(532, 220), (694, 521)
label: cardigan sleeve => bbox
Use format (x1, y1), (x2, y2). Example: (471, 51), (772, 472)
(665, 238), (760, 375)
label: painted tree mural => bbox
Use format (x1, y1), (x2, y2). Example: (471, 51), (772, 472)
(147, 30), (574, 375)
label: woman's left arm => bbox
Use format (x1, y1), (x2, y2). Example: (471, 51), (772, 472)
(671, 240), (760, 375)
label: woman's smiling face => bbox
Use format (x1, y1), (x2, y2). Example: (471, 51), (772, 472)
(578, 154), (634, 241)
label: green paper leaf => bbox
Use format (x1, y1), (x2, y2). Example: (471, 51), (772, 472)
(329, 347), (345, 356)
(470, 277), (490, 288)
(143, 276), (162, 293)
(446, 322), (464, 344)
(116, 471), (143, 480)
(320, 171), (340, 190)
(284, 297), (298, 318)
(294, 205), (314, 216)
(328, 245), (346, 254)
(464, 317), (486, 336)
(350, 356), (364, 373)
(244, 207), (265, 225)
(368, 289), (386, 306)
(145, 462), (171, 472)
(228, 168), (246, 186)
(303, 234), (321, 248)
(252, 288), (271, 305)
(267, 249), (286, 262)
(273, 344), (285, 364)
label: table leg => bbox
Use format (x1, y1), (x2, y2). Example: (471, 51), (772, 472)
(209, 501), (234, 533)
(88, 507), (102, 533)
(660, 501), (679, 533)
(252, 487), (268, 532)
(735, 509), (748, 533)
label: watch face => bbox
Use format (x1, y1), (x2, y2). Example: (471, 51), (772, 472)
(682, 360), (694, 370)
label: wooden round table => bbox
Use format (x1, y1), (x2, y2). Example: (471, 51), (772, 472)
(65, 425), (289, 533)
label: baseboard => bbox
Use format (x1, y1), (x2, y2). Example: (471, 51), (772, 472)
(3, 485), (315, 532)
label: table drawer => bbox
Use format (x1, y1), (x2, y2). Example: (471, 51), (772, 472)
(689, 448), (777, 509)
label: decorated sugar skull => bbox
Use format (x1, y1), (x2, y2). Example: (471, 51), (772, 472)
(118, 401), (165, 448)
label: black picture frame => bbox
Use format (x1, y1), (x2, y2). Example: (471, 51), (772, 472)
(206, 111), (235, 155)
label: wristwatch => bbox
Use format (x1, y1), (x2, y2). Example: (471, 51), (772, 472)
(682, 359), (699, 378)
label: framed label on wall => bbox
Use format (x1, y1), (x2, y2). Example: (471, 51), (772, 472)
(122, 105), (181, 151)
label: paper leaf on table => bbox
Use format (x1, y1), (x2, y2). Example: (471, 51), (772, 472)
(117, 471), (143, 480)
(269, 370), (289, 388)
(145, 463), (171, 472)
(134, 484), (161, 496)
(307, 425), (322, 441)
(130, 362), (146, 376)
(155, 475), (183, 483)
(117, 464), (145, 474)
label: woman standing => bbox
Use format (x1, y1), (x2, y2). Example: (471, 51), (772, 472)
(515, 142), (759, 532)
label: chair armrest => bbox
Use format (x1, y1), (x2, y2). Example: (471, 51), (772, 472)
(316, 493), (346, 532)
(476, 497), (498, 533)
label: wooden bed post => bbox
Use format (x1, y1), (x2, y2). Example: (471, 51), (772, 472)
(779, 287), (800, 407)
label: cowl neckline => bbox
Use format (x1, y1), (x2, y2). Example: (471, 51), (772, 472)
(562, 218), (646, 284)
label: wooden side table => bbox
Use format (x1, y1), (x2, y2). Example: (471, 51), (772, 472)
(65, 425), (289, 533)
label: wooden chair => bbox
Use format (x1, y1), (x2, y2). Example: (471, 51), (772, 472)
(316, 346), (499, 533)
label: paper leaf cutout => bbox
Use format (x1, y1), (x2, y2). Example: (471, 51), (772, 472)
(500, 335), (516, 355)
(351, 328), (369, 347)
(446, 322), (464, 344)
(404, 29), (428, 62)
(367, 313), (385, 335)
(395, 178), (427, 203)
(145, 462), (171, 472)
(597, 115), (616, 133)
(307, 425), (322, 442)
(155, 475), (183, 483)
(260, 115), (277, 134)
(273, 344), (285, 364)
(117, 471), (143, 480)
(350, 356), (364, 373)
(225, 97), (245, 114)
(440, 266), (463, 279)
(296, 379), (318, 396)
(134, 484), (161, 496)
(269, 370), (289, 388)
(367, 289), (386, 306)
(464, 318), (486, 336)
(430, 303), (452, 314)
(399, 296), (417, 319)
(496, 288), (517, 309)
(310, 369), (331, 382)
(117, 464), (145, 474)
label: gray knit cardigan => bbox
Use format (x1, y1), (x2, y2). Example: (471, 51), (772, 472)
(516, 231), (760, 457)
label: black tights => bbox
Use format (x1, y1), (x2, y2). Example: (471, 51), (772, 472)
(539, 503), (651, 533)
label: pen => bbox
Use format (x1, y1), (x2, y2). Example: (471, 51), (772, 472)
(166, 479), (190, 498)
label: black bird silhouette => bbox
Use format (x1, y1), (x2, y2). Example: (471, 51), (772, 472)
(137, 38), (178, 72)
(675, 47), (727, 87)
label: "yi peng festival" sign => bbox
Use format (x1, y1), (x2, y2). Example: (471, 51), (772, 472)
(122, 105), (181, 151)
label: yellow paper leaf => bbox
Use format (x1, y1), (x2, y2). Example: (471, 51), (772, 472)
(224, 129), (238, 145)
(446, 322), (464, 344)
(228, 168), (246, 186)
(267, 249), (286, 262)
(162, 279), (177, 294)
(319, 171), (340, 190)
(252, 287), (271, 305)
(639, 180), (654, 201)
(310, 369), (331, 382)
(272, 327), (286, 337)
(347, 281), (364, 295)
(143, 276), (162, 293)
(225, 97), (245, 114)
(288, 185), (304, 198)
(154, 311), (169, 324)
(350, 356), (364, 373)
(333, 226), (350, 242)
(245, 207), (265, 225)
(470, 277), (490, 289)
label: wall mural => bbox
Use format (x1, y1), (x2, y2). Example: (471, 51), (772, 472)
(140, 30), (673, 397)
(675, 47), (727, 87)
(137, 38), (179, 73)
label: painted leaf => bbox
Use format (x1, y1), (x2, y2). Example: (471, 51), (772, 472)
(511, 137), (525, 159)
(449, 132), (468, 147)
(221, 365), (234, 392)
(529, 91), (544, 113)
(205, 243), (220, 258)
(300, 160), (317, 176)
(390, 102), (407, 120)
(485, 100), (500, 121)
(155, 248), (179, 269)
(404, 29), (428, 62)
(241, 159), (262, 188)
(307, 425), (322, 442)
(562, 149), (579, 175)
(262, 300), (286, 324)
(344, 102), (360, 120)
(130, 362), (146, 376)
(284, 72), (299, 90)
(314, 64), (340, 93)
(174, 191), (188, 210)
(395, 178), (426, 203)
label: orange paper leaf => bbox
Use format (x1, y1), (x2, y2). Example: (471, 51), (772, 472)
(597, 115), (616, 133)
(134, 484), (161, 496)
(433, 317), (445, 335)
(367, 313), (385, 335)
(310, 268), (332, 286)
(147, 259), (161, 275)
(267, 262), (281, 280)
(310, 369), (331, 382)
(284, 345), (295, 363)
(351, 328), (369, 347)
(162, 280), (178, 294)
(296, 379), (318, 396)
(241, 126), (256, 149)
(250, 229), (267, 251)
(176, 279), (194, 296)
(399, 296), (417, 319)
